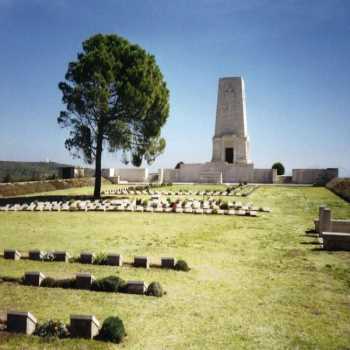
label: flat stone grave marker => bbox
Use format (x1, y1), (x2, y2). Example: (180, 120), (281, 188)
(80, 252), (95, 264)
(53, 251), (70, 262)
(4, 249), (21, 260)
(106, 254), (123, 266)
(134, 256), (150, 268)
(125, 280), (147, 294)
(76, 272), (95, 290)
(24, 271), (45, 286)
(28, 250), (44, 261)
(7, 311), (37, 335)
(161, 257), (176, 269)
(70, 314), (100, 339)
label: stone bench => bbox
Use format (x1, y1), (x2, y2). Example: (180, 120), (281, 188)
(80, 252), (95, 264)
(106, 254), (123, 266)
(125, 280), (147, 294)
(322, 232), (350, 251)
(7, 311), (37, 335)
(70, 314), (100, 339)
(134, 256), (150, 268)
(76, 272), (95, 290)
(24, 272), (45, 286)
(161, 257), (176, 269)
(53, 251), (70, 262)
(28, 250), (44, 261)
(4, 249), (21, 260)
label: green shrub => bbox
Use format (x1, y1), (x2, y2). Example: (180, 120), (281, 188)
(42, 252), (54, 261)
(174, 260), (190, 272)
(0, 276), (23, 284)
(55, 278), (76, 289)
(146, 282), (164, 297)
(34, 319), (69, 338)
(41, 277), (57, 288)
(97, 316), (126, 343)
(219, 201), (229, 210)
(212, 209), (218, 214)
(142, 199), (148, 206)
(94, 253), (108, 265)
(272, 162), (285, 175)
(91, 276), (126, 292)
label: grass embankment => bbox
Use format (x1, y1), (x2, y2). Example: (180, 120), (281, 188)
(0, 186), (349, 349)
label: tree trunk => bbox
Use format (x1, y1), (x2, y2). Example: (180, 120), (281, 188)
(93, 130), (103, 199)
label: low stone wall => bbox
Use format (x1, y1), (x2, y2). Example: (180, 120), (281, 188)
(0, 178), (98, 197)
(162, 162), (275, 184)
(326, 177), (350, 202)
(292, 168), (338, 185)
(113, 168), (148, 183)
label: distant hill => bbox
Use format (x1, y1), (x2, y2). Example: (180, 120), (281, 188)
(0, 161), (72, 182)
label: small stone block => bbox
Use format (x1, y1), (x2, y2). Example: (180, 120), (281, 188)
(126, 280), (147, 295)
(106, 254), (123, 266)
(161, 257), (176, 269)
(134, 256), (150, 268)
(53, 251), (70, 262)
(7, 311), (37, 335)
(76, 272), (95, 290)
(323, 232), (350, 251)
(4, 249), (21, 260)
(80, 252), (95, 264)
(70, 314), (100, 339)
(24, 271), (45, 286)
(28, 250), (44, 261)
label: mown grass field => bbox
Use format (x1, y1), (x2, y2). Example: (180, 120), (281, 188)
(0, 185), (349, 349)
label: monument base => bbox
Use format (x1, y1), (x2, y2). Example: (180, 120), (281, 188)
(162, 162), (276, 184)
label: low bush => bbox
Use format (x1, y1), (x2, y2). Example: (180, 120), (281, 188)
(94, 253), (108, 265)
(146, 282), (164, 297)
(97, 316), (126, 343)
(42, 252), (54, 262)
(174, 260), (190, 272)
(91, 276), (126, 292)
(0, 276), (23, 284)
(219, 201), (229, 210)
(34, 320), (69, 338)
(41, 277), (57, 288)
(55, 278), (76, 289)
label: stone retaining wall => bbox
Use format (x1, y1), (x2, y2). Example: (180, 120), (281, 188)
(326, 177), (350, 202)
(0, 178), (100, 197)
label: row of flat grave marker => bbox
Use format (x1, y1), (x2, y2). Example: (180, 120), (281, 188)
(0, 199), (270, 217)
(6, 311), (101, 339)
(3, 250), (177, 269)
(101, 187), (254, 197)
(21, 271), (147, 295)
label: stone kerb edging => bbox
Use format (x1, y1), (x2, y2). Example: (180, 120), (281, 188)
(0, 198), (271, 217)
(101, 184), (259, 197)
(3, 310), (126, 343)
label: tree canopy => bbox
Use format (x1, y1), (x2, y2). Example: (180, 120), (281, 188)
(272, 162), (285, 175)
(58, 34), (169, 197)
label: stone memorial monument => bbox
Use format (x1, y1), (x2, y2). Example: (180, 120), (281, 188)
(212, 77), (251, 165)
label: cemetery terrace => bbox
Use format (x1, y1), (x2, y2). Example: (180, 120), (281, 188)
(0, 184), (350, 349)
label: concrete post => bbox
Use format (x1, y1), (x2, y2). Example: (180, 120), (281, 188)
(319, 208), (332, 236)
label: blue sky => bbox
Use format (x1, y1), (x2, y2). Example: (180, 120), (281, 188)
(0, 0), (349, 175)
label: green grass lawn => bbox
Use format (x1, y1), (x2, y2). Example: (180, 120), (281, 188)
(0, 185), (349, 349)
